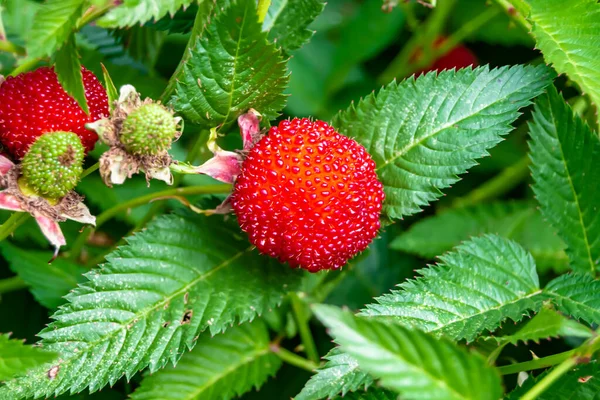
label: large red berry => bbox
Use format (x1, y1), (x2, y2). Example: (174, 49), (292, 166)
(0, 66), (108, 158)
(231, 118), (384, 272)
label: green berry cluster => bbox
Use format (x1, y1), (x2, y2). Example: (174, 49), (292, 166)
(120, 103), (177, 156)
(21, 131), (85, 199)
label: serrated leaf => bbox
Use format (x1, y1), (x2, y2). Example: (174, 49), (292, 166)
(0, 242), (86, 309)
(391, 201), (568, 272)
(506, 362), (600, 400)
(545, 273), (600, 326)
(363, 235), (543, 342)
(528, 0), (600, 110)
(334, 387), (397, 400)
(131, 320), (280, 400)
(172, 0), (288, 130)
(101, 63), (118, 110)
(55, 33), (88, 114)
(484, 306), (593, 347)
(295, 348), (374, 400)
(333, 65), (554, 221)
(263, 0), (325, 53)
(97, 0), (194, 29)
(528, 85), (600, 273)
(0, 212), (303, 399)
(313, 305), (503, 400)
(0, 334), (57, 381)
(27, 0), (84, 59)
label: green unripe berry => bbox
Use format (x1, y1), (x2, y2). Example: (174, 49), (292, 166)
(120, 103), (177, 156)
(21, 131), (85, 199)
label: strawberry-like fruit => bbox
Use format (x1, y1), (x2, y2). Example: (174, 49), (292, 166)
(231, 118), (384, 272)
(120, 103), (178, 156)
(20, 131), (85, 199)
(0, 66), (108, 159)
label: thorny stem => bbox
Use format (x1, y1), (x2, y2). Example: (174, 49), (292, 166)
(0, 275), (27, 294)
(0, 213), (29, 242)
(452, 155), (531, 208)
(290, 292), (321, 364)
(498, 349), (577, 375)
(69, 184), (231, 261)
(256, 0), (271, 23)
(270, 343), (318, 373)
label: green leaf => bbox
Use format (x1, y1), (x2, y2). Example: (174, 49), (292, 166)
(545, 273), (600, 326)
(27, 0), (84, 59)
(483, 306), (593, 347)
(313, 305), (503, 400)
(506, 362), (600, 400)
(363, 235), (543, 342)
(97, 0), (194, 29)
(334, 387), (397, 400)
(0, 334), (57, 381)
(295, 348), (374, 400)
(263, 0), (325, 53)
(172, 0), (288, 130)
(528, 85), (600, 273)
(0, 212), (303, 399)
(528, 0), (600, 110)
(131, 320), (280, 400)
(333, 65), (554, 221)
(54, 33), (88, 114)
(391, 201), (568, 272)
(0, 242), (86, 309)
(101, 63), (118, 111)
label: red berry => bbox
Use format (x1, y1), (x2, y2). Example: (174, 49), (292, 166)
(0, 66), (108, 159)
(414, 36), (478, 76)
(231, 118), (384, 272)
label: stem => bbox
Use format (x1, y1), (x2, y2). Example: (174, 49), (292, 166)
(270, 343), (318, 372)
(0, 40), (25, 56)
(498, 349), (576, 375)
(0, 275), (27, 294)
(69, 184), (230, 260)
(10, 58), (41, 76)
(256, 0), (271, 23)
(81, 162), (99, 179)
(520, 357), (577, 400)
(452, 155), (531, 208)
(76, 3), (115, 29)
(491, 0), (531, 32)
(290, 292), (320, 364)
(0, 213), (29, 242)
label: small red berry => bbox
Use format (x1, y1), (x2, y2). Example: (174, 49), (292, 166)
(0, 66), (108, 159)
(231, 118), (384, 272)
(413, 36), (478, 75)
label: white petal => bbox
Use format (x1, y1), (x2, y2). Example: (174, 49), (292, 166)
(118, 84), (138, 103)
(147, 166), (173, 185)
(195, 151), (242, 184)
(109, 154), (128, 185)
(63, 202), (96, 226)
(0, 192), (24, 212)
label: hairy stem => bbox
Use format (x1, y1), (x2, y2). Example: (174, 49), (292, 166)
(270, 343), (318, 373)
(0, 213), (29, 242)
(256, 0), (271, 23)
(0, 275), (27, 294)
(290, 292), (320, 364)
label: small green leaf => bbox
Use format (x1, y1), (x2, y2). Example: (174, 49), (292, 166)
(0, 212), (303, 399)
(0, 334), (57, 381)
(97, 0), (195, 29)
(313, 305), (503, 400)
(263, 0), (325, 53)
(295, 348), (374, 400)
(333, 65), (554, 221)
(172, 0), (288, 130)
(27, 0), (84, 59)
(0, 242), (86, 309)
(545, 273), (600, 326)
(101, 63), (118, 110)
(528, 0), (600, 110)
(391, 201), (568, 272)
(54, 33), (88, 114)
(363, 235), (543, 342)
(131, 320), (281, 400)
(529, 85), (600, 273)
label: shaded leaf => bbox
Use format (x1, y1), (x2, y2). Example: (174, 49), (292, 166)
(545, 273), (600, 326)
(0, 212), (303, 398)
(0, 334), (57, 381)
(314, 305), (503, 400)
(54, 33), (88, 114)
(172, 0), (288, 130)
(263, 0), (325, 53)
(333, 65), (554, 220)
(334, 387), (397, 400)
(529, 85), (600, 273)
(131, 320), (281, 400)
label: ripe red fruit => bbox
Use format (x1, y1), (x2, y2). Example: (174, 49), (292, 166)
(414, 36), (478, 75)
(231, 118), (384, 272)
(0, 66), (108, 159)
